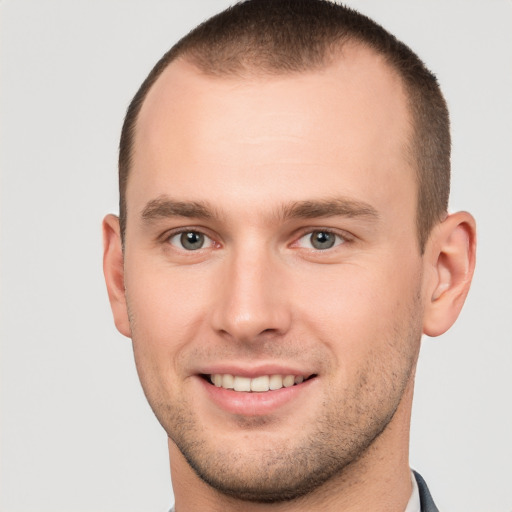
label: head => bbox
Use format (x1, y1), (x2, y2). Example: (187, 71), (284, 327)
(104, 0), (475, 507)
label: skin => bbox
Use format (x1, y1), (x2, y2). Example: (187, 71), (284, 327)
(103, 44), (476, 511)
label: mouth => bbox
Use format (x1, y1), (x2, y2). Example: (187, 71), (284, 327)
(201, 373), (317, 392)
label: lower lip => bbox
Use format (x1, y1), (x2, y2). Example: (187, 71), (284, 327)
(198, 376), (316, 416)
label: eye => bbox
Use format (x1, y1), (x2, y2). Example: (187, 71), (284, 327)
(296, 230), (345, 250)
(167, 230), (213, 251)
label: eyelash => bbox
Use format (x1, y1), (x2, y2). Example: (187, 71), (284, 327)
(164, 228), (217, 252)
(162, 227), (352, 252)
(294, 229), (349, 250)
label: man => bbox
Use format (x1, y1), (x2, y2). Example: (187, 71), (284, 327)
(103, 1), (476, 510)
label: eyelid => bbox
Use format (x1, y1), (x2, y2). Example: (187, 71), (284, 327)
(161, 226), (220, 250)
(292, 227), (353, 250)
(158, 225), (353, 251)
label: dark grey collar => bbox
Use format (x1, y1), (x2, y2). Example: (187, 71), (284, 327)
(413, 470), (440, 512)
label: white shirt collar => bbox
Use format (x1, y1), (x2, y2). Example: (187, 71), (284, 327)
(404, 470), (421, 512)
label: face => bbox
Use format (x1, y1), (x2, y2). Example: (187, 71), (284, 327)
(121, 46), (425, 501)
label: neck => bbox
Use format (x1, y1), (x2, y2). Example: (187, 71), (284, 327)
(169, 375), (415, 512)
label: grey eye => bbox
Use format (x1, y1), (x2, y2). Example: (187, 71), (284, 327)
(180, 231), (205, 250)
(309, 231), (336, 250)
(296, 230), (345, 250)
(168, 231), (208, 250)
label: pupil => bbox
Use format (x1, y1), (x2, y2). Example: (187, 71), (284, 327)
(311, 231), (335, 249)
(181, 231), (204, 250)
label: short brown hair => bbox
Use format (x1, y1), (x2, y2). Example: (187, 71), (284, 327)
(119, 0), (450, 251)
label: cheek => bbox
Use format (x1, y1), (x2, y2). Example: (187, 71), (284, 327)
(126, 249), (213, 321)
(292, 257), (423, 370)
(124, 257), (214, 380)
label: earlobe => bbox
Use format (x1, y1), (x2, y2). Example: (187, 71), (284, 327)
(422, 211), (476, 337)
(102, 214), (131, 338)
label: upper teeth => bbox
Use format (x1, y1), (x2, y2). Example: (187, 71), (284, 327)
(210, 374), (305, 392)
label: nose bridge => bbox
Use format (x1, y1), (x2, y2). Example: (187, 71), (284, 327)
(211, 238), (291, 342)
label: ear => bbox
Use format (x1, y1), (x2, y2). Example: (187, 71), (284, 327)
(422, 211), (476, 337)
(102, 214), (131, 338)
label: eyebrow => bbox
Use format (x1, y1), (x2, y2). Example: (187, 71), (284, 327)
(279, 198), (379, 221)
(141, 197), (217, 221)
(140, 195), (379, 223)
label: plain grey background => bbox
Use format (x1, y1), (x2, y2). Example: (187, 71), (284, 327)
(1, 1), (511, 511)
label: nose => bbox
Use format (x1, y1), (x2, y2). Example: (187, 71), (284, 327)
(210, 243), (292, 343)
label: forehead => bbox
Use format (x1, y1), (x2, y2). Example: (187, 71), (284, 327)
(129, 44), (415, 225)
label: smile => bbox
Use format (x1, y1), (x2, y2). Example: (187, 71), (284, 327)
(199, 371), (318, 416)
(208, 374), (314, 392)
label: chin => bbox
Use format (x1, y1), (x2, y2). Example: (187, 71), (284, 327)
(165, 399), (398, 504)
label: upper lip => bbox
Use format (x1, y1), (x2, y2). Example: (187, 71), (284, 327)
(195, 364), (315, 379)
